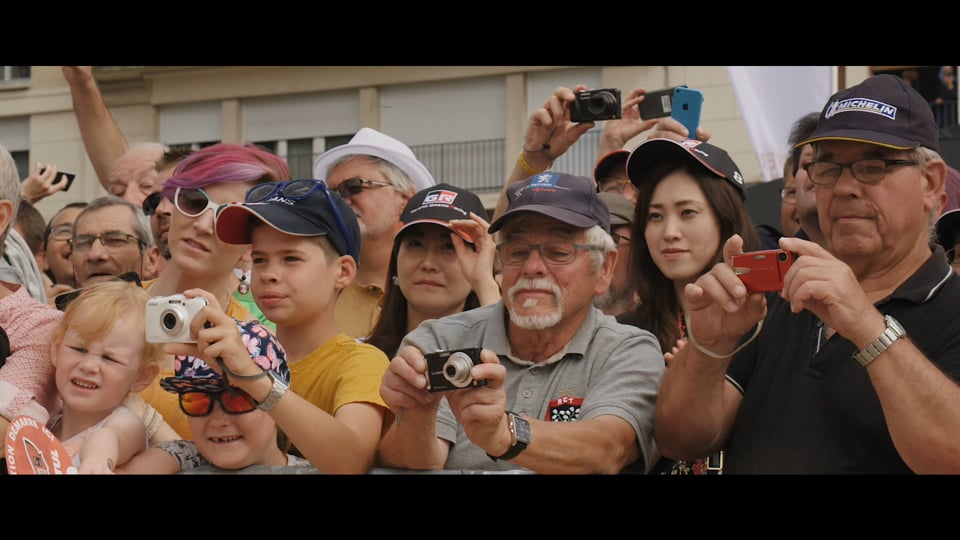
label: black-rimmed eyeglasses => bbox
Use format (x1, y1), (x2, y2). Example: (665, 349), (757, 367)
(54, 271), (142, 311)
(69, 232), (145, 254)
(803, 159), (918, 187)
(495, 241), (603, 266)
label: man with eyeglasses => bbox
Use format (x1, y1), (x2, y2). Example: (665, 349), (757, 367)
(69, 196), (162, 287)
(378, 172), (664, 474)
(595, 191), (640, 317)
(41, 202), (88, 301)
(656, 74), (960, 473)
(312, 127), (436, 339)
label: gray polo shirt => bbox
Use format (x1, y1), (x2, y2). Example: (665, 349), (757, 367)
(401, 300), (664, 472)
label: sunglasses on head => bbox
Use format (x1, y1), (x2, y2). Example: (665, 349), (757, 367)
(333, 177), (391, 199)
(173, 187), (223, 218)
(245, 179), (357, 261)
(178, 388), (257, 417)
(54, 271), (142, 312)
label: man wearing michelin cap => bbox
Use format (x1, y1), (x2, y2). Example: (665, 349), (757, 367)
(313, 128), (436, 339)
(378, 171), (665, 474)
(655, 73), (960, 473)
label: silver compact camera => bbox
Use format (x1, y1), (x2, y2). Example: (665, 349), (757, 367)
(145, 294), (208, 343)
(424, 348), (485, 393)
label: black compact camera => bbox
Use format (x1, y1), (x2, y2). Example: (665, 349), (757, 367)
(424, 348), (485, 393)
(569, 88), (622, 123)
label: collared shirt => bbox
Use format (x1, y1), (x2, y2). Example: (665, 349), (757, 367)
(725, 245), (960, 473)
(401, 301), (665, 472)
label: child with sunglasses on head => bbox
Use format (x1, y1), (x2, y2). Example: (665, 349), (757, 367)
(118, 319), (309, 473)
(47, 279), (164, 473)
(138, 143), (289, 445)
(182, 178), (389, 474)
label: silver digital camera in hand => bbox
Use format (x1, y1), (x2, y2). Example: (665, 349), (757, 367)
(424, 348), (485, 393)
(145, 294), (208, 343)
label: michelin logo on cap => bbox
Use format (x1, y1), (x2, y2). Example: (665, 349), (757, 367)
(824, 98), (897, 120)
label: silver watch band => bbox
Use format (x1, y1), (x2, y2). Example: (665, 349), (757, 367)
(852, 315), (905, 368)
(255, 371), (289, 412)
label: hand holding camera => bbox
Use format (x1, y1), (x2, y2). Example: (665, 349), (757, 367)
(145, 294), (208, 343)
(732, 249), (796, 292)
(569, 88), (622, 123)
(424, 348), (486, 392)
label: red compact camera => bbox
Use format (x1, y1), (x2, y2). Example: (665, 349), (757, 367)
(732, 249), (796, 292)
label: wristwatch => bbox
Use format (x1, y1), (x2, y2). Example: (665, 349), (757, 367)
(255, 371), (289, 412)
(852, 315), (906, 368)
(487, 411), (530, 461)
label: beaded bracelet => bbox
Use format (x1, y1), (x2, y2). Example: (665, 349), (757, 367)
(518, 149), (551, 177)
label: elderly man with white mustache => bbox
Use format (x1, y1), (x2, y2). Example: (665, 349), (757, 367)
(377, 172), (665, 474)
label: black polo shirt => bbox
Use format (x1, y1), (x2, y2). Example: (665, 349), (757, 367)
(724, 245), (960, 473)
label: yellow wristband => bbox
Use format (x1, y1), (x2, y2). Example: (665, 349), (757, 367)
(518, 150), (551, 177)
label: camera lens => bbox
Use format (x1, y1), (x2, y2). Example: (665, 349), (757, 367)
(161, 309), (181, 333)
(588, 91), (618, 117)
(442, 352), (476, 388)
(778, 251), (788, 262)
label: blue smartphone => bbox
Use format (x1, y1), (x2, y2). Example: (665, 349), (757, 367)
(671, 87), (704, 139)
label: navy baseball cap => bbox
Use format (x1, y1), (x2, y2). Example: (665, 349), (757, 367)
(626, 138), (746, 200)
(489, 172), (610, 233)
(797, 74), (940, 153)
(397, 183), (489, 243)
(215, 179), (361, 263)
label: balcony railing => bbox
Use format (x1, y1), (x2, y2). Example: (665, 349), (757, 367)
(932, 100), (958, 129)
(290, 130), (603, 196)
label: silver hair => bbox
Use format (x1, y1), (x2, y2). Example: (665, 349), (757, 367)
(0, 144), (22, 252)
(75, 195), (155, 250)
(328, 154), (417, 196)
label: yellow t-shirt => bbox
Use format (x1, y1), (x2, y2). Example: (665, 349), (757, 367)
(334, 280), (384, 339)
(290, 333), (390, 417)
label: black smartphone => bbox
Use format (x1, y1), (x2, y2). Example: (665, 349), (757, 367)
(639, 85), (687, 119)
(39, 168), (76, 192)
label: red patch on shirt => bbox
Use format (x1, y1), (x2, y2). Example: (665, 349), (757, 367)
(546, 396), (583, 422)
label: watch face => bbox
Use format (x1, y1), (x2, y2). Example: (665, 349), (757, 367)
(512, 414), (531, 445)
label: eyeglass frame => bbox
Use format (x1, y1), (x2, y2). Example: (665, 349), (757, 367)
(611, 231), (631, 245)
(68, 231), (146, 254)
(244, 179), (358, 261)
(54, 271), (143, 312)
(495, 241), (605, 267)
(47, 224), (75, 242)
(176, 388), (258, 417)
(332, 177), (392, 199)
(142, 191), (164, 217)
(171, 187), (223, 218)
(802, 159), (918, 187)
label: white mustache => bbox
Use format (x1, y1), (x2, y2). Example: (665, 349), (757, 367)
(507, 277), (561, 303)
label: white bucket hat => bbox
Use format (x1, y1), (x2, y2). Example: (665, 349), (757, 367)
(312, 127), (436, 192)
